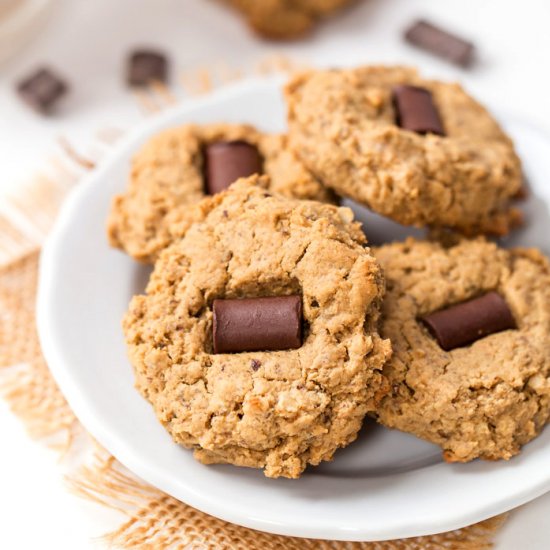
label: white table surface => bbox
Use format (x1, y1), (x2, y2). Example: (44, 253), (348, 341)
(0, 0), (548, 548)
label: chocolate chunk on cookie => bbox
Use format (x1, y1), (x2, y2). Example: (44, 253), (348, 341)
(123, 176), (391, 478)
(374, 238), (550, 463)
(107, 123), (336, 263)
(213, 296), (302, 353)
(286, 66), (522, 235)
(421, 291), (516, 351)
(204, 141), (263, 195)
(392, 85), (444, 136)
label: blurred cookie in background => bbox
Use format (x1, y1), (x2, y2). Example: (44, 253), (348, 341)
(221, 0), (358, 40)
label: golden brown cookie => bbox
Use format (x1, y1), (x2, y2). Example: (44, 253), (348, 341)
(224, 0), (355, 39)
(286, 66), (523, 235)
(107, 123), (335, 263)
(374, 238), (550, 462)
(123, 176), (391, 478)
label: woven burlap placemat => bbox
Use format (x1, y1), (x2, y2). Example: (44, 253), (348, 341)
(0, 59), (508, 548)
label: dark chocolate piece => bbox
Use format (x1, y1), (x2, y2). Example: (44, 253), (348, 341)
(250, 359), (261, 371)
(213, 295), (302, 353)
(404, 19), (475, 67)
(393, 85), (445, 136)
(204, 141), (263, 195)
(128, 50), (168, 87)
(421, 291), (517, 351)
(16, 68), (68, 114)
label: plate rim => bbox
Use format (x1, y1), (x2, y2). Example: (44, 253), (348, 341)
(36, 76), (550, 541)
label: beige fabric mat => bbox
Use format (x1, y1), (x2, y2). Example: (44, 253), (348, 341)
(0, 60), (508, 548)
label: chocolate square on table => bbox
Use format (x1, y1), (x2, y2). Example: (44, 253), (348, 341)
(404, 19), (475, 68)
(127, 50), (168, 87)
(16, 68), (68, 114)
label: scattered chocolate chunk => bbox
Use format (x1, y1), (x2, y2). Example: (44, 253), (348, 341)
(421, 291), (517, 351)
(17, 68), (68, 114)
(393, 85), (445, 136)
(404, 19), (475, 67)
(213, 296), (302, 353)
(128, 50), (168, 87)
(204, 141), (263, 195)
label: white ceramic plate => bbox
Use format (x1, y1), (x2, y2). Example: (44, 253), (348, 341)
(37, 76), (550, 541)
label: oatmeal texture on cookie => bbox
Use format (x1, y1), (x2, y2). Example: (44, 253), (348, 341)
(374, 238), (550, 462)
(225, 0), (355, 39)
(286, 66), (522, 235)
(107, 123), (335, 263)
(123, 176), (391, 478)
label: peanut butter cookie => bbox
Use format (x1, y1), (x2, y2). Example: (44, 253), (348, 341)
(374, 238), (550, 462)
(286, 66), (522, 235)
(123, 176), (391, 478)
(107, 123), (335, 263)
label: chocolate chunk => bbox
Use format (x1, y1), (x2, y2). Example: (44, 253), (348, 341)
(213, 296), (302, 353)
(393, 85), (445, 136)
(250, 359), (262, 371)
(421, 291), (517, 351)
(128, 50), (168, 87)
(404, 20), (475, 67)
(16, 68), (68, 114)
(204, 141), (263, 195)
